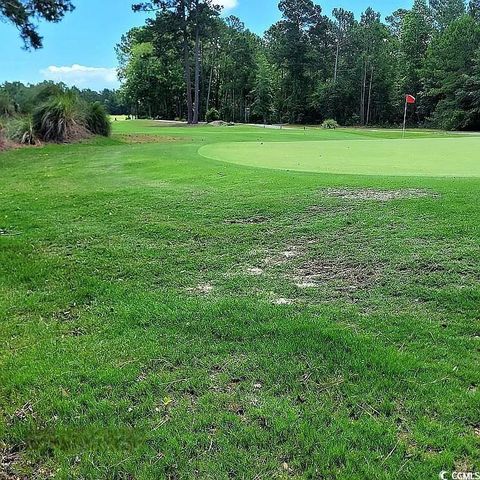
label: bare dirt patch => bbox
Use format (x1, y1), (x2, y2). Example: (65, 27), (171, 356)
(320, 188), (438, 201)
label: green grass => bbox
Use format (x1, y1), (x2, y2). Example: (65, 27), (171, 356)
(199, 137), (480, 177)
(1, 121), (479, 479)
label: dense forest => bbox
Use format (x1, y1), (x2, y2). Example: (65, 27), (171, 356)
(117, 0), (480, 129)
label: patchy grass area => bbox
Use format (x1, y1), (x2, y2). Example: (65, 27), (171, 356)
(1, 122), (479, 479)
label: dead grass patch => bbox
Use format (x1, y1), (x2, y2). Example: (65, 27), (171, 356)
(272, 297), (295, 306)
(187, 283), (214, 295)
(0, 444), (24, 480)
(306, 204), (355, 215)
(224, 216), (269, 225)
(321, 188), (438, 201)
(115, 134), (185, 144)
(10, 403), (35, 424)
(262, 244), (307, 267)
(293, 258), (382, 291)
(0, 228), (20, 237)
(53, 305), (79, 322)
(0, 136), (19, 152)
(246, 267), (264, 276)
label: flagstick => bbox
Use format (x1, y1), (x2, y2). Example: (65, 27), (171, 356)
(402, 98), (408, 139)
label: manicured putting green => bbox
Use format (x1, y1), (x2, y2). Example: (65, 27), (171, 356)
(199, 137), (480, 177)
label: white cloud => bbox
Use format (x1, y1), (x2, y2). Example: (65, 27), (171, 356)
(213, 0), (238, 10)
(40, 64), (119, 90)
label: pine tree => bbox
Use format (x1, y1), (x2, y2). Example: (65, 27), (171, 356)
(0, 0), (74, 48)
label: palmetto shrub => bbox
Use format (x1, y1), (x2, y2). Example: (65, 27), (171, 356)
(321, 119), (340, 129)
(5, 116), (38, 145)
(84, 102), (111, 136)
(33, 92), (88, 142)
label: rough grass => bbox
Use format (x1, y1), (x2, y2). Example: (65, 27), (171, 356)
(0, 122), (479, 479)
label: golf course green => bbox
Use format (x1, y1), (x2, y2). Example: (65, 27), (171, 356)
(199, 136), (480, 177)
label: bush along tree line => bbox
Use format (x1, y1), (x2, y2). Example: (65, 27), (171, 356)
(0, 82), (114, 146)
(118, 0), (480, 130)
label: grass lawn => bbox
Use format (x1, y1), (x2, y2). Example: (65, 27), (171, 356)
(1, 121), (479, 479)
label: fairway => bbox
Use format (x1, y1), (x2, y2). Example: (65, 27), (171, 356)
(199, 136), (480, 177)
(1, 123), (479, 479)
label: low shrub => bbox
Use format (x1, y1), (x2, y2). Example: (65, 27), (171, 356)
(5, 117), (38, 145)
(84, 102), (111, 136)
(206, 108), (221, 123)
(0, 93), (15, 117)
(321, 119), (340, 129)
(33, 92), (87, 142)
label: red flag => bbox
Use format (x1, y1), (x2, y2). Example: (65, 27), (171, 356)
(406, 94), (416, 104)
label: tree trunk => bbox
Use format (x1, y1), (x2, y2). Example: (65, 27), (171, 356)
(366, 65), (373, 125)
(180, 0), (193, 124)
(334, 39), (340, 82)
(360, 59), (368, 125)
(192, 3), (201, 124)
(206, 64), (214, 119)
(183, 32), (193, 124)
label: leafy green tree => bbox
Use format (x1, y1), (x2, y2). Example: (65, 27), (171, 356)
(457, 48), (480, 129)
(119, 42), (166, 118)
(214, 17), (259, 122)
(252, 53), (274, 123)
(332, 8), (355, 82)
(266, 0), (326, 123)
(0, 0), (74, 48)
(422, 14), (480, 129)
(395, 0), (433, 123)
(356, 8), (394, 125)
(386, 8), (409, 36)
(132, 0), (220, 123)
(469, 0), (480, 20)
(429, 0), (466, 30)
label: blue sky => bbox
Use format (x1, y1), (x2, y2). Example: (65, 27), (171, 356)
(0, 0), (411, 91)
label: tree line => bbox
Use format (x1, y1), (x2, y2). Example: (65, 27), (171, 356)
(118, 0), (480, 130)
(0, 82), (126, 117)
